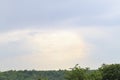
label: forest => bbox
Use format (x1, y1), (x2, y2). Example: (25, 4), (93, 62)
(0, 64), (120, 80)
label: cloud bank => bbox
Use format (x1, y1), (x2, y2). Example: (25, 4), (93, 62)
(1, 0), (120, 70)
(0, 29), (90, 70)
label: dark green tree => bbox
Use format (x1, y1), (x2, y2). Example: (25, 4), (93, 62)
(86, 70), (102, 80)
(65, 64), (87, 80)
(99, 64), (120, 80)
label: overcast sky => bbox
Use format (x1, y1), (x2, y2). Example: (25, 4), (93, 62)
(0, 0), (120, 71)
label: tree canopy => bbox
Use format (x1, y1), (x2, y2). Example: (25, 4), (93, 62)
(0, 64), (120, 80)
(99, 64), (120, 80)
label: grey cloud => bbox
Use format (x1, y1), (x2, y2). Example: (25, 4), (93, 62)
(0, 41), (30, 59)
(83, 27), (120, 68)
(1, 0), (119, 31)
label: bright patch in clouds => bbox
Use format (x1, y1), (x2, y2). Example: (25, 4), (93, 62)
(1, 27), (120, 70)
(27, 31), (86, 59)
(0, 29), (89, 70)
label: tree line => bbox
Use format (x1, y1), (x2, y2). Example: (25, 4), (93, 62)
(65, 64), (120, 80)
(0, 63), (120, 80)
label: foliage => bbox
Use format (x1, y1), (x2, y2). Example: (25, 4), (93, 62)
(0, 64), (120, 80)
(0, 70), (65, 80)
(65, 64), (102, 80)
(65, 65), (86, 80)
(99, 64), (120, 80)
(65, 64), (120, 80)
(86, 70), (102, 80)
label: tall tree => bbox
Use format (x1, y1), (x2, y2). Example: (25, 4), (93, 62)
(65, 64), (87, 80)
(99, 64), (120, 80)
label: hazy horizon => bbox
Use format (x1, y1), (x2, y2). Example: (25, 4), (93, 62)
(0, 0), (120, 71)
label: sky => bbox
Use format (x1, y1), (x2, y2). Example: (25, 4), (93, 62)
(0, 0), (120, 71)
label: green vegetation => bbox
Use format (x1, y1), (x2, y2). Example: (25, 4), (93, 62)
(65, 64), (102, 80)
(0, 70), (65, 80)
(0, 64), (120, 80)
(65, 64), (120, 80)
(99, 64), (120, 80)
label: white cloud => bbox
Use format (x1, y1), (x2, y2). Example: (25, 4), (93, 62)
(0, 29), (90, 70)
(21, 30), (89, 69)
(0, 29), (31, 44)
(1, 26), (120, 70)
